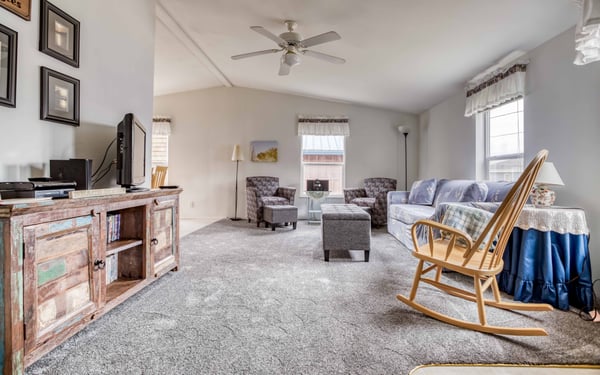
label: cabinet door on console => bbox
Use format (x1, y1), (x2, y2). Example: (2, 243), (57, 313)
(151, 198), (179, 276)
(23, 215), (100, 356)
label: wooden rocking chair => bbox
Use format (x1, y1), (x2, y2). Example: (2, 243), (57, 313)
(397, 149), (553, 336)
(151, 166), (168, 188)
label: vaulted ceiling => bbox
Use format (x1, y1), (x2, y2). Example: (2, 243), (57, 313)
(154, 0), (579, 114)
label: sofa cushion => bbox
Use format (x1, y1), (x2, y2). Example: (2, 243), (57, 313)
(389, 204), (435, 225)
(408, 178), (437, 205)
(432, 179), (488, 207)
(484, 181), (514, 202)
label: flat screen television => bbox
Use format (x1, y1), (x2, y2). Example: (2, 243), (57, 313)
(116, 113), (147, 191)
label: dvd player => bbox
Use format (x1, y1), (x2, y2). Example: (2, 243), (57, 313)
(1, 188), (74, 199)
(0, 180), (77, 191)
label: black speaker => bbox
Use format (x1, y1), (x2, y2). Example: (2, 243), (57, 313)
(50, 159), (92, 190)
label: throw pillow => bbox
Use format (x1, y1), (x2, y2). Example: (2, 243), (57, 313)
(408, 178), (437, 205)
(441, 203), (495, 249)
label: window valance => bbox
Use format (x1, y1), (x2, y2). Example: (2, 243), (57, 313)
(152, 116), (171, 135)
(297, 115), (349, 136)
(464, 61), (528, 117)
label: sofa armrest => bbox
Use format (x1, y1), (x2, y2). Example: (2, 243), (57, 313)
(276, 187), (297, 205)
(388, 191), (409, 205)
(343, 188), (366, 203)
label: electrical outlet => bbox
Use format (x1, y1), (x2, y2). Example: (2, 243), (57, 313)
(190, 201), (195, 208)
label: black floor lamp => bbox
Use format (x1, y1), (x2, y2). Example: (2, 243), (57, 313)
(398, 126), (409, 190)
(230, 144), (244, 221)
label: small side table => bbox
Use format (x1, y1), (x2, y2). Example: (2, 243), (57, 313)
(306, 191), (329, 224)
(498, 205), (594, 311)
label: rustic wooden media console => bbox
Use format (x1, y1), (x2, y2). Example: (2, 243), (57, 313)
(0, 189), (181, 374)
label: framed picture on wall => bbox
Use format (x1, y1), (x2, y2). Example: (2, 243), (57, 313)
(40, 67), (80, 126)
(0, 0), (31, 21)
(251, 141), (278, 162)
(40, 0), (80, 67)
(0, 23), (17, 108)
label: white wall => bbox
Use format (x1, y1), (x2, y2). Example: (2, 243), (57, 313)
(153, 87), (418, 220)
(0, 0), (155, 186)
(418, 28), (600, 279)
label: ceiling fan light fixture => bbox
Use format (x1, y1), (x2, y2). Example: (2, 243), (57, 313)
(283, 51), (301, 67)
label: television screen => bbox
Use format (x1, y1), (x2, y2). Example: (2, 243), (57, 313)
(116, 113), (147, 189)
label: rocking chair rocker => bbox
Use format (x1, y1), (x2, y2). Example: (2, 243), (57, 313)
(397, 149), (553, 336)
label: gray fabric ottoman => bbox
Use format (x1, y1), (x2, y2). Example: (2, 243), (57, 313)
(321, 204), (371, 262)
(263, 205), (298, 231)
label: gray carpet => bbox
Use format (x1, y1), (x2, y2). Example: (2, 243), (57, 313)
(27, 220), (600, 374)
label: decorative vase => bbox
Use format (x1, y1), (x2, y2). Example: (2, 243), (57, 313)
(531, 185), (555, 208)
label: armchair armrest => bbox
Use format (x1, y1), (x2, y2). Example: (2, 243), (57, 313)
(388, 191), (409, 205)
(343, 188), (366, 203)
(276, 187), (297, 205)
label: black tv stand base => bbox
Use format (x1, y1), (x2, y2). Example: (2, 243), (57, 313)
(125, 187), (150, 193)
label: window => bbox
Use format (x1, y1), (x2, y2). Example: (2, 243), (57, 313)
(301, 135), (345, 195)
(151, 118), (171, 170)
(485, 98), (524, 181)
(151, 133), (169, 169)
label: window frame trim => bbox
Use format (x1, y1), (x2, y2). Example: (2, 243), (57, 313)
(300, 135), (346, 198)
(483, 99), (525, 181)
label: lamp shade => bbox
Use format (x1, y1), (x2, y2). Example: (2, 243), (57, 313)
(397, 126), (409, 134)
(535, 162), (564, 186)
(231, 144), (244, 162)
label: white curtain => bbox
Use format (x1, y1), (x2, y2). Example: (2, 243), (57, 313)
(464, 62), (527, 117)
(297, 115), (349, 136)
(152, 116), (171, 135)
(574, 0), (600, 65)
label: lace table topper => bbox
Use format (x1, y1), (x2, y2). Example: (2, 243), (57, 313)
(516, 206), (589, 235)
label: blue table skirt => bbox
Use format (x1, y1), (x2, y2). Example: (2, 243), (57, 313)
(497, 227), (594, 312)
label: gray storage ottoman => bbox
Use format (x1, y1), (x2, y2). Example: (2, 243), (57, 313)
(321, 204), (371, 262)
(263, 205), (298, 231)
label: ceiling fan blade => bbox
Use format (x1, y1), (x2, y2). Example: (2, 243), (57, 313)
(250, 26), (287, 47)
(279, 62), (291, 76)
(302, 50), (346, 64)
(299, 31), (341, 48)
(231, 49), (281, 60)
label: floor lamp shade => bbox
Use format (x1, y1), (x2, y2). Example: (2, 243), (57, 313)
(231, 144), (243, 221)
(232, 144), (244, 161)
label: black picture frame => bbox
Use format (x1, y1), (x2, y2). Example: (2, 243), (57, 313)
(0, 23), (17, 108)
(40, 67), (80, 126)
(40, 0), (80, 67)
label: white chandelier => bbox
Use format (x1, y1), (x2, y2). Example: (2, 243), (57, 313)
(574, 0), (600, 65)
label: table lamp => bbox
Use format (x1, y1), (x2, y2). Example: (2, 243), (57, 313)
(531, 162), (564, 207)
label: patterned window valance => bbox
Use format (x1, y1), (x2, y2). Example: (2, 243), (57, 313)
(152, 116), (171, 135)
(297, 115), (350, 136)
(464, 61), (528, 117)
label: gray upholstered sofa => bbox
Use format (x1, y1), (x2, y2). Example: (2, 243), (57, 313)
(387, 179), (513, 249)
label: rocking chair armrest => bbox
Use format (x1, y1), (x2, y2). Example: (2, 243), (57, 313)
(411, 219), (474, 249)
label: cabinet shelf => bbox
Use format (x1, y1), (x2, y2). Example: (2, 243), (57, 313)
(106, 278), (143, 303)
(106, 239), (143, 256)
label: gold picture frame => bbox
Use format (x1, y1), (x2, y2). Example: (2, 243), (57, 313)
(0, 0), (31, 21)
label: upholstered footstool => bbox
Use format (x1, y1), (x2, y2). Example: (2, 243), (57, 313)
(321, 204), (371, 262)
(263, 205), (298, 231)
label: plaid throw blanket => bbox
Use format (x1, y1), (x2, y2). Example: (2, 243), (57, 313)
(441, 203), (494, 248)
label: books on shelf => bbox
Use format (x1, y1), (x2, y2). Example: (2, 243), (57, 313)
(105, 254), (118, 284)
(107, 213), (121, 243)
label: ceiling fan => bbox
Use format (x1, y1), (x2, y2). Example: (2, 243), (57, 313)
(231, 20), (346, 76)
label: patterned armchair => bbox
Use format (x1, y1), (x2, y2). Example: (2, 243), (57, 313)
(344, 177), (397, 226)
(246, 176), (296, 226)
